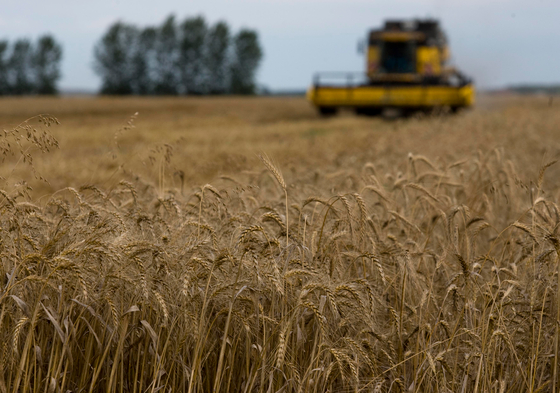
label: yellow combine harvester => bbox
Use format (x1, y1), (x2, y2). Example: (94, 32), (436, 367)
(307, 19), (475, 116)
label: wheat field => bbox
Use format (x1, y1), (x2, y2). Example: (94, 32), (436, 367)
(1, 94), (560, 392)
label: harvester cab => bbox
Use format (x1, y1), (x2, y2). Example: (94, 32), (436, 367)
(307, 19), (475, 116)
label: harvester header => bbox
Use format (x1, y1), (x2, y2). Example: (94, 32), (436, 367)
(307, 19), (475, 116)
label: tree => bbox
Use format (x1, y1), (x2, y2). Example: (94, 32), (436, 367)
(178, 16), (207, 95)
(94, 15), (263, 96)
(154, 15), (179, 95)
(9, 39), (35, 95)
(206, 21), (230, 94)
(131, 27), (157, 95)
(0, 41), (10, 95)
(93, 22), (137, 95)
(230, 30), (263, 95)
(33, 35), (62, 95)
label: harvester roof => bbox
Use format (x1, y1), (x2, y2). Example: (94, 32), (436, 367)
(369, 19), (447, 46)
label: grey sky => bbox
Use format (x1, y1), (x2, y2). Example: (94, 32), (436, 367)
(1, 0), (558, 91)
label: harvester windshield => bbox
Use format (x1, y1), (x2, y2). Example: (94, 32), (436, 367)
(380, 41), (416, 74)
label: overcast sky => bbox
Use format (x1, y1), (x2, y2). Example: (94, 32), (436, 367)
(1, 0), (558, 91)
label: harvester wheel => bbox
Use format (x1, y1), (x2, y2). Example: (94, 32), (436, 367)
(318, 106), (338, 116)
(355, 107), (383, 117)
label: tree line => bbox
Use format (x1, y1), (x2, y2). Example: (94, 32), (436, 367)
(0, 35), (62, 95)
(93, 15), (263, 95)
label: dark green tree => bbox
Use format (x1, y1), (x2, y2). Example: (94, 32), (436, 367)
(206, 21), (230, 94)
(131, 27), (157, 95)
(230, 29), (263, 95)
(154, 15), (179, 95)
(93, 22), (137, 95)
(0, 41), (10, 95)
(33, 35), (62, 95)
(178, 16), (207, 95)
(9, 39), (34, 95)
(94, 15), (263, 96)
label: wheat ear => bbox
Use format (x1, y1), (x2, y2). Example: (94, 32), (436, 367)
(259, 153), (288, 245)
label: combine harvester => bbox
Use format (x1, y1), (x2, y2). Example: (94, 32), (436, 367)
(307, 19), (475, 116)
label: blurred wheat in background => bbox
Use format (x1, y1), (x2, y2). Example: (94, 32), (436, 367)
(0, 95), (560, 392)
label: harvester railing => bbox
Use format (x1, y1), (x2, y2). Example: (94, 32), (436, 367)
(312, 72), (369, 88)
(312, 70), (473, 88)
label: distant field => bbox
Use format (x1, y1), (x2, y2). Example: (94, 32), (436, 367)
(0, 94), (559, 196)
(1, 94), (560, 392)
